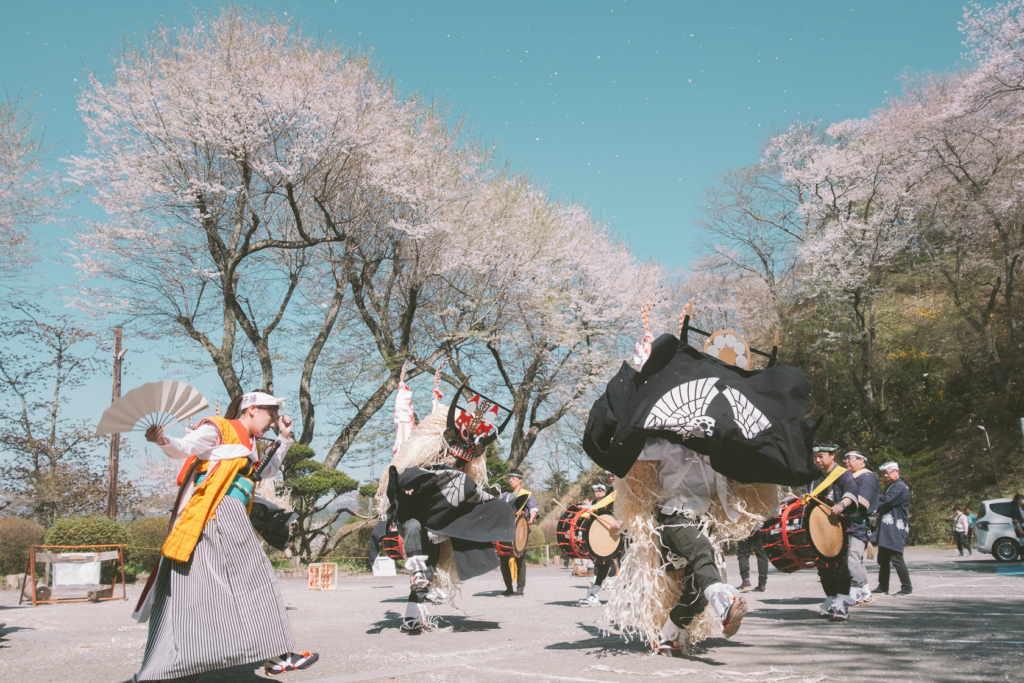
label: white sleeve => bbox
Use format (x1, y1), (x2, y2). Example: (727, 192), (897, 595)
(159, 422), (221, 460)
(257, 436), (292, 480)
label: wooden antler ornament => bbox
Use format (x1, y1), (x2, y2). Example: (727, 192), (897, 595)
(678, 298), (695, 340)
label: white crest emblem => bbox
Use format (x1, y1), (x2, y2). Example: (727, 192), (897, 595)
(644, 378), (772, 440)
(721, 386), (772, 439)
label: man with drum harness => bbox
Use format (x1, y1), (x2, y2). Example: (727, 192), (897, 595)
(805, 441), (860, 621)
(499, 469), (538, 597)
(577, 483), (623, 607)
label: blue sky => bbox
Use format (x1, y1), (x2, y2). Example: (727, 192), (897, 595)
(0, 0), (972, 479)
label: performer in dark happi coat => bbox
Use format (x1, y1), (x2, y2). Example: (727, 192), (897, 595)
(844, 450), (879, 605)
(804, 442), (858, 621)
(872, 461), (913, 596)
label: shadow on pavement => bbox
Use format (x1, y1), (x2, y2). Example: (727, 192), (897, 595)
(747, 607), (822, 622)
(545, 623), (667, 660)
(544, 600), (584, 607)
(185, 662), (269, 682)
(472, 589), (508, 597)
(438, 616), (502, 633)
(366, 610), (403, 634)
(908, 559), (1001, 574)
(0, 624), (32, 649)
(758, 597), (821, 605)
(747, 595), (1020, 683)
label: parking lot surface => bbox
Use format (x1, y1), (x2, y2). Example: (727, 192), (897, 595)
(1, 546), (1019, 682)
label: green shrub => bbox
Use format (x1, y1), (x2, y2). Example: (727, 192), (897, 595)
(0, 518), (46, 575)
(44, 515), (128, 550)
(44, 515), (131, 585)
(126, 516), (171, 571)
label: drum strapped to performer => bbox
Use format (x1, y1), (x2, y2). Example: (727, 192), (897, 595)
(556, 503), (624, 564)
(495, 512), (529, 558)
(760, 495), (846, 573)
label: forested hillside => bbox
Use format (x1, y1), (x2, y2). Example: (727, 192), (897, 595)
(670, 1), (1024, 542)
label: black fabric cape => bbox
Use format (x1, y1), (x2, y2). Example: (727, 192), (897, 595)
(583, 333), (818, 486)
(249, 494), (298, 551)
(368, 465), (517, 581)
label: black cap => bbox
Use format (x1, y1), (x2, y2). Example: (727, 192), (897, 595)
(508, 468), (524, 478)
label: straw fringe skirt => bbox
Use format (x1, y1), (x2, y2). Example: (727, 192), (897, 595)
(135, 496), (294, 681)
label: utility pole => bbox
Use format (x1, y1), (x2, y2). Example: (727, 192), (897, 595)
(105, 327), (123, 520)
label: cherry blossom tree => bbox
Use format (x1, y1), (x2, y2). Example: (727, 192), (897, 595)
(0, 93), (61, 277)
(436, 180), (661, 469)
(885, 69), (1024, 391)
(768, 117), (920, 429)
(67, 7), (483, 460)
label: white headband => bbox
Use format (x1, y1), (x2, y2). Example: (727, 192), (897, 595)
(239, 392), (285, 411)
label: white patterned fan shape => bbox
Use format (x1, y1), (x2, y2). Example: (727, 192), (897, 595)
(720, 386), (772, 439)
(95, 380), (209, 435)
(644, 377), (720, 432)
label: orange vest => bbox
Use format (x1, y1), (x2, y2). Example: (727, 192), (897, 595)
(162, 417), (255, 563)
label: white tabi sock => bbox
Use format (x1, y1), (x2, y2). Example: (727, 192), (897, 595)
(703, 582), (741, 621)
(820, 596), (835, 614)
(834, 594), (854, 612)
(405, 555), (429, 573)
(660, 616), (681, 644)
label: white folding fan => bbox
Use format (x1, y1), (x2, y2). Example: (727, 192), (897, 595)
(95, 380), (209, 435)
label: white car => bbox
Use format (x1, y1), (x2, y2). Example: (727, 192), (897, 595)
(974, 498), (1021, 561)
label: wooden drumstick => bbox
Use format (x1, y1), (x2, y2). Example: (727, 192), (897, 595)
(805, 495), (840, 519)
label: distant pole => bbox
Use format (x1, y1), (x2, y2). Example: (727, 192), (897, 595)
(978, 425), (999, 488)
(1019, 418), (1024, 461)
(105, 327), (123, 520)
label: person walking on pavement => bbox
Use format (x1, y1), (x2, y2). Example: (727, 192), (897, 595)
(844, 450), (879, 605)
(736, 530), (768, 593)
(964, 506), (976, 555)
(953, 506), (971, 557)
(873, 462), (913, 596)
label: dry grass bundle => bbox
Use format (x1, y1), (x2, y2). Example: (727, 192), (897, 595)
(708, 480), (780, 543)
(600, 460), (781, 650)
(374, 409), (450, 518)
(600, 460), (686, 648)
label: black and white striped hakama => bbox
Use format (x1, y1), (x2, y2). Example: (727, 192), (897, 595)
(135, 496), (294, 682)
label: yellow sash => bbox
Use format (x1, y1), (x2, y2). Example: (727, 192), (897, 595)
(802, 465), (847, 504)
(161, 417), (253, 563)
(584, 490), (615, 516)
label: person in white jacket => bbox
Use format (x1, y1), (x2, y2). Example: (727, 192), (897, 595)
(953, 506), (971, 557)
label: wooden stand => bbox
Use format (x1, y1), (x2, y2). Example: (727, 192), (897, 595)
(19, 545), (127, 606)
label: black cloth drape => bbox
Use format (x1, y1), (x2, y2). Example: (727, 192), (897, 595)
(369, 465), (517, 581)
(583, 333), (819, 486)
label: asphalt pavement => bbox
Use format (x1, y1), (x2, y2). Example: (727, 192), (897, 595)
(1, 546), (1019, 683)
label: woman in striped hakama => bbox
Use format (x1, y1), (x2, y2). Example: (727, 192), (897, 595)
(134, 391), (318, 682)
